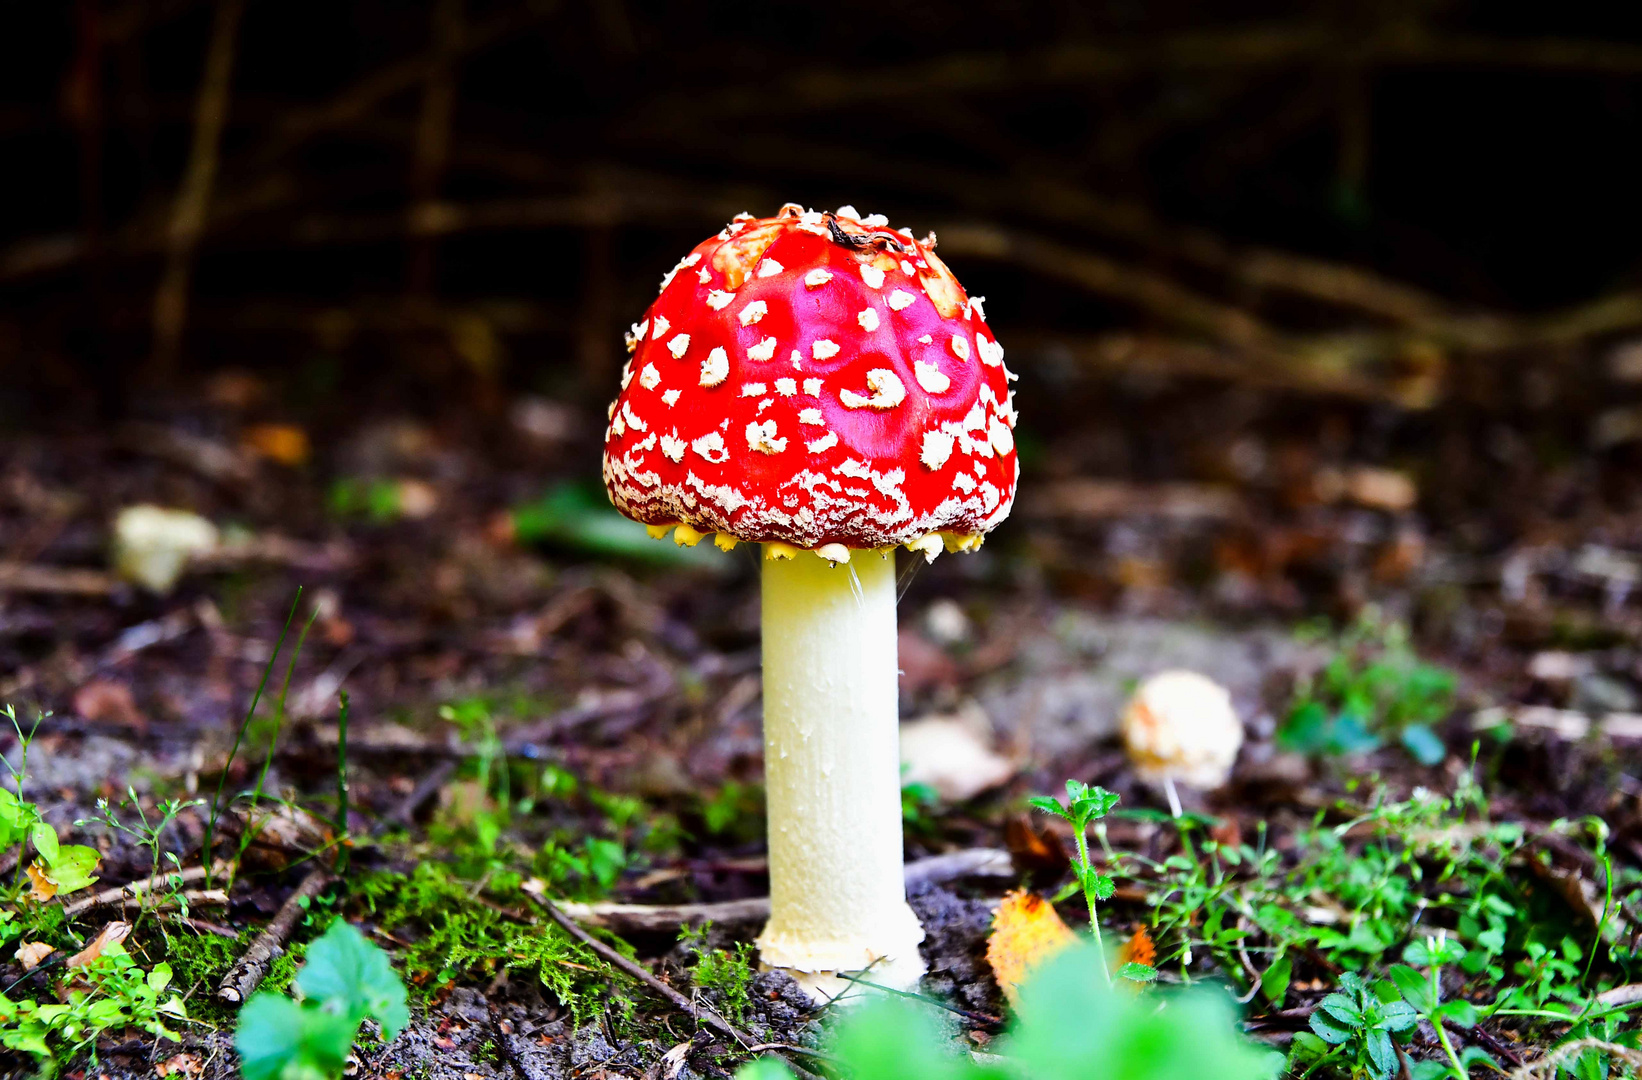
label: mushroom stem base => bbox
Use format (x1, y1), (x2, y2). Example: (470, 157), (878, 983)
(756, 548), (926, 1003)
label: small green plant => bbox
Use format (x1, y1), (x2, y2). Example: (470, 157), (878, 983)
(204, 588), (309, 889)
(1390, 934), (1497, 1079)
(0, 705), (44, 844)
(79, 788), (204, 926)
(680, 923), (755, 1025)
(234, 920), (409, 1080)
(0, 706), (98, 902)
(901, 777), (940, 836)
(0, 941), (186, 1071)
(1293, 971), (1420, 1080)
(327, 477), (407, 523)
(700, 781), (764, 841)
(538, 835), (628, 895)
(1030, 781), (1156, 985)
(737, 943), (1277, 1080)
(1279, 609), (1455, 763)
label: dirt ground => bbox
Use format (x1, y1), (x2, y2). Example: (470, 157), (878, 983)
(2, 372), (1641, 1078)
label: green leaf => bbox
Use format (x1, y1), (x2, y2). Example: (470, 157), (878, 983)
(1366, 1027), (1396, 1077)
(1319, 993), (1362, 1026)
(1261, 955), (1292, 1005)
(1403, 936), (1467, 969)
(1400, 724), (1448, 766)
(29, 822), (56, 863)
(511, 484), (728, 571)
(1117, 962), (1158, 983)
(1026, 796), (1068, 820)
(295, 921), (409, 1039)
(147, 964), (174, 994)
(1458, 1046), (1500, 1073)
(1379, 1000), (1420, 1032)
(1389, 965), (1436, 1014)
(235, 993), (356, 1080)
(1002, 944), (1276, 1080)
(831, 998), (987, 1080)
(1089, 874), (1115, 901)
(45, 845), (101, 894)
(1434, 1000), (1479, 1029)
(1308, 1009), (1354, 1045)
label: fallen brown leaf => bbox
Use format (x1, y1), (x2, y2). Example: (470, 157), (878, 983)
(14, 941), (53, 970)
(68, 921), (131, 969)
(155, 1052), (204, 1078)
(72, 681), (148, 732)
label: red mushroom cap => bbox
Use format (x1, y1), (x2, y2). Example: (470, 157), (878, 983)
(602, 204), (1019, 551)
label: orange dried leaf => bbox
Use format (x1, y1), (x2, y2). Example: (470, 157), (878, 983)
(1117, 925), (1156, 970)
(24, 862), (57, 901)
(241, 423), (310, 466)
(987, 889), (1076, 1007)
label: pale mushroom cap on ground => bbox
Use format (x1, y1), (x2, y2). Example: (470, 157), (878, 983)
(1121, 669), (1244, 789)
(112, 505), (219, 595)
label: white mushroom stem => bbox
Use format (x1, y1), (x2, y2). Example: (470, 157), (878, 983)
(755, 547), (926, 1002)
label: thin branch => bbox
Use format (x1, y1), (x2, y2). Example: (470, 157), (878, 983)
(148, 0), (244, 377)
(523, 886), (823, 1080)
(555, 848), (1013, 932)
(217, 868), (335, 1004)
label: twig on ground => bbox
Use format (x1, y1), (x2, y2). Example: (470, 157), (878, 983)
(1509, 1038), (1642, 1079)
(378, 758), (458, 833)
(1450, 1018), (1525, 1068)
(217, 867), (335, 1003)
(63, 862), (232, 918)
(556, 848), (1013, 932)
(71, 888), (228, 915)
(165, 914), (240, 939)
(522, 884), (823, 1080)
(0, 562), (116, 597)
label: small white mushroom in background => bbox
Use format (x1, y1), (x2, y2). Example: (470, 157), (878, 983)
(899, 703), (1013, 802)
(112, 505), (219, 595)
(1121, 669), (1244, 817)
(923, 598), (970, 646)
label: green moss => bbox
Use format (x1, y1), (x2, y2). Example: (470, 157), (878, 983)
(350, 863), (629, 1027)
(680, 924), (755, 1025)
(157, 928), (247, 1027)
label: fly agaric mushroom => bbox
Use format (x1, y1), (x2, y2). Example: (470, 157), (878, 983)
(602, 204), (1019, 1000)
(1120, 670), (1244, 818)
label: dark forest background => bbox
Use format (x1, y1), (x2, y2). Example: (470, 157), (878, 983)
(3, 0), (1641, 436)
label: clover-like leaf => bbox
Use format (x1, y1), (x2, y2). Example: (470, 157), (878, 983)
(235, 992), (356, 1080)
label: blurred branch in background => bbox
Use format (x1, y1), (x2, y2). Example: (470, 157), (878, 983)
(0, 1), (1639, 415)
(147, 0), (242, 379)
